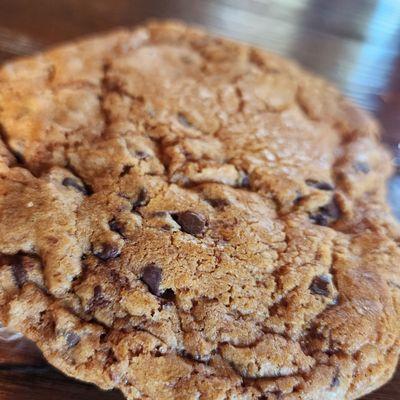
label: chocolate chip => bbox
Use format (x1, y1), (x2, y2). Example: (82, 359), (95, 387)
(331, 368), (340, 388)
(88, 285), (110, 311)
(151, 345), (164, 357)
(120, 165), (132, 177)
(65, 332), (80, 348)
(93, 285), (103, 300)
(310, 213), (329, 226)
(132, 188), (150, 209)
(331, 374), (340, 388)
(177, 113), (192, 128)
(141, 263), (162, 296)
(172, 211), (207, 235)
(13, 150), (25, 164)
(135, 150), (149, 160)
(62, 177), (92, 195)
(99, 333), (108, 343)
(11, 256), (27, 289)
(310, 275), (331, 297)
(141, 264), (174, 299)
(161, 288), (176, 301)
(206, 198), (230, 208)
(293, 191), (304, 205)
(108, 218), (125, 237)
(354, 161), (370, 174)
(310, 199), (341, 226)
(240, 174), (250, 188)
(93, 243), (120, 261)
(305, 179), (334, 191)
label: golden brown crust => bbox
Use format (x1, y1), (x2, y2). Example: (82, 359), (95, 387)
(0, 20), (399, 400)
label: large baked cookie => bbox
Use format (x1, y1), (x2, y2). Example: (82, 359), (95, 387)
(0, 20), (399, 400)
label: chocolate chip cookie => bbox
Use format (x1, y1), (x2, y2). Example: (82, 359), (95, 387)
(0, 20), (399, 400)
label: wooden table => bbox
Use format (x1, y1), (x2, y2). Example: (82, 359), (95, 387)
(0, 0), (399, 399)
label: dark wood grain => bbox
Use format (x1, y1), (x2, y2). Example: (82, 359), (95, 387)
(0, 367), (124, 400)
(0, 331), (44, 366)
(0, 1), (398, 399)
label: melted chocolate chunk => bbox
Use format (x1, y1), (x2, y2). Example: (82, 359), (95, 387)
(141, 263), (162, 296)
(135, 150), (150, 160)
(132, 188), (150, 209)
(93, 243), (120, 261)
(65, 332), (81, 348)
(354, 161), (370, 174)
(305, 179), (334, 191)
(161, 288), (176, 301)
(62, 177), (92, 195)
(108, 218), (125, 237)
(172, 211), (207, 235)
(240, 174), (251, 188)
(293, 191), (304, 205)
(99, 333), (108, 343)
(12, 150), (24, 164)
(151, 345), (164, 357)
(331, 373), (340, 388)
(88, 285), (110, 311)
(120, 165), (132, 177)
(310, 199), (341, 226)
(206, 198), (230, 209)
(310, 275), (331, 297)
(11, 256), (27, 289)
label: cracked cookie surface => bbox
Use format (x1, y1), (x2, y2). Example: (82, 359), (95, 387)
(0, 20), (399, 400)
